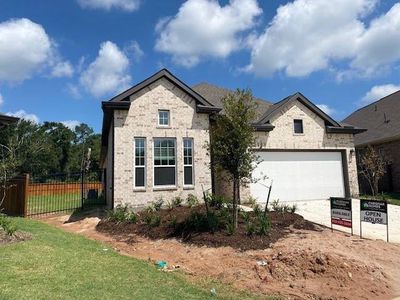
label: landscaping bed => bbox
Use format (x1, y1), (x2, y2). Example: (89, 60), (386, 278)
(0, 228), (31, 246)
(96, 204), (319, 250)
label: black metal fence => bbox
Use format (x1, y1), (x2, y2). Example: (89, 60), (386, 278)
(26, 170), (105, 216)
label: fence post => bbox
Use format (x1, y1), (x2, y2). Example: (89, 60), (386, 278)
(22, 174), (29, 217)
(81, 170), (84, 209)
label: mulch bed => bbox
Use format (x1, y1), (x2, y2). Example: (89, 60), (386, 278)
(0, 229), (32, 246)
(97, 205), (320, 251)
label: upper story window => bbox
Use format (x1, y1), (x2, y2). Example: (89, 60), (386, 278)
(158, 110), (170, 127)
(293, 119), (304, 134)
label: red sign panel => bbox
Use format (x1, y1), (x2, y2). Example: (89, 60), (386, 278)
(331, 218), (352, 228)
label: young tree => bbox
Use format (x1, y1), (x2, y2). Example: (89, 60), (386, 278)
(209, 89), (258, 229)
(358, 145), (386, 196)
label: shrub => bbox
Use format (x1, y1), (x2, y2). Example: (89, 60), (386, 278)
(244, 196), (257, 207)
(245, 221), (256, 236)
(144, 213), (161, 227)
(153, 197), (164, 211)
(0, 213), (17, 236)
(186, 194), (199, 208)
(106, 205), (137, 223)
(209, 194), (228, 209)
(226, 221), (235, 236)
(253, 204), (262, 216)
(171, 196), (183, 208)
(217, 206), (230, 223)
(169, 216), (178, 229)
(271, 199), (281, 212)
(240, 211), (250, 223)
(256, 215), (271, 235)
(289, 204), (297, 214)
(176, 211), (219, 235)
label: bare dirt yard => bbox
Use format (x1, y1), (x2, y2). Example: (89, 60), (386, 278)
(41, 208), (400, 300)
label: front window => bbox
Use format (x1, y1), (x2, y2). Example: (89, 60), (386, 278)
(183, 138), (194, 186)
(158, 110), (170, 126)
(154, 138), (176, 186)
(294, 119), (304, 134)
(134, 138), (146, 187)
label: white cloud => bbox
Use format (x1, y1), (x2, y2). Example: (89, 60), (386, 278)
(0, 18), (54, 82)
(155, 0), (262, 67)
(51, 61), (74, 78)
(77, 0), (140, 11)
(351, 3), (400, 75)
(124, 40), (144, 62)
(0, 18), (73, 82)
(80, 41), (131, 98)
(247, 0), (376, 77)
(360, 84), (400, 105)
(61, 120), (81, 130)
(66, 84), (82, 99)
(0, 93), (3, 107)
(7, 110), (39, 124)
(316, 104), (336, 115)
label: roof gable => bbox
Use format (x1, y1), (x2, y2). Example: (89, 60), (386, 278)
(343, 90), (400, 146)
(108, 69), (214, 108)
(257, 92), (341, 127)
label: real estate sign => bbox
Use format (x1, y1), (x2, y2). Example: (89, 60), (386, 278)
(360, 199), (389, 242)
(330, 197), (352, 230)
(360, 200), (388, 225)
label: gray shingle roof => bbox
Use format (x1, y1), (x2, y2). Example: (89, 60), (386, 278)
(192, 82), (272, 121)
(343, 90), (400, 146)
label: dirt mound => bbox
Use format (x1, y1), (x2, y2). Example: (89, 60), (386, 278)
(0, 229), (32, 246)
(252, 249), (390, 299)
(97, 206), (320, 250)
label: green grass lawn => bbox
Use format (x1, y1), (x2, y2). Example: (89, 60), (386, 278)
(0, 218), (263, 300)
(360, 192), (400, 206)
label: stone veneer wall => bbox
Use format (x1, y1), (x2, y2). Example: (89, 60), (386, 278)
(215, 100), (360, 201)
(112, 78), (212, 208)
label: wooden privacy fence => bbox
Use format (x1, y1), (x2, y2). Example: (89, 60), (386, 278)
(0, 174), (29, 216)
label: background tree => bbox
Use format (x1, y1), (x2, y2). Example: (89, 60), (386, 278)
(209, 89), (258, 229)
(358, 145), (386, 196)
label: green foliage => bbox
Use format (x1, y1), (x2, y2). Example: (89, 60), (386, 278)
(226, 221), (235, 236)
(209, 194), (228, 209)
(144, 213), (161, 227)
(186, 194), (199, 208)
(152, 197), (164, 211)
(245, 221), (256, 236)
(169, 216), (178, 229)
(106, 205), (137, 223)
(240, 211), (250, 223)
(256, 215), (271, 236)
(176, 211), (219, 235)
(244, 196), (257, 207)
(0, 213), (17, 236)
(253, 204), (262, 216)
(271, 199), (297, 214)
(171, 196), (183, 208)
(0, 120), (101, 179)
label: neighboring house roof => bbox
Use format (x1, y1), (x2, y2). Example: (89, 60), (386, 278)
(0, 113), (19, 127)
(343, 90), (400, 146)
(192, 82), (272, 121)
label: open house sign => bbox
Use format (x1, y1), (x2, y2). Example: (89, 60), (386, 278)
(360, 199), (389, 242)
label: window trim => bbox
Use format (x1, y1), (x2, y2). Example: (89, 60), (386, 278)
(153, 137), (177, 188)
(134, 137), (146, 189)
(183, 138), (194, 188)
(293, 119), (304, 134)
(158, 110), (170, 127)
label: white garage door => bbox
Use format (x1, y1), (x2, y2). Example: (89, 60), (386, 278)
(250, 151), (346, 202)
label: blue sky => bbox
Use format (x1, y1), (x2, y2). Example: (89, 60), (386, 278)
(0, 0), (399, 132)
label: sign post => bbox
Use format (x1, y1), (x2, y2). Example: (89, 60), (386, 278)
(360, 199), (389, 242)
(330, 197), (353, 234)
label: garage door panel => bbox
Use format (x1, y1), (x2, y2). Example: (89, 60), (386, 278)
(251, 151), (345, 202)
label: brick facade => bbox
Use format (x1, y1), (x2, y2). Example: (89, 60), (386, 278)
(111, 78), (212, 208)
(215, 100), (360, 201)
